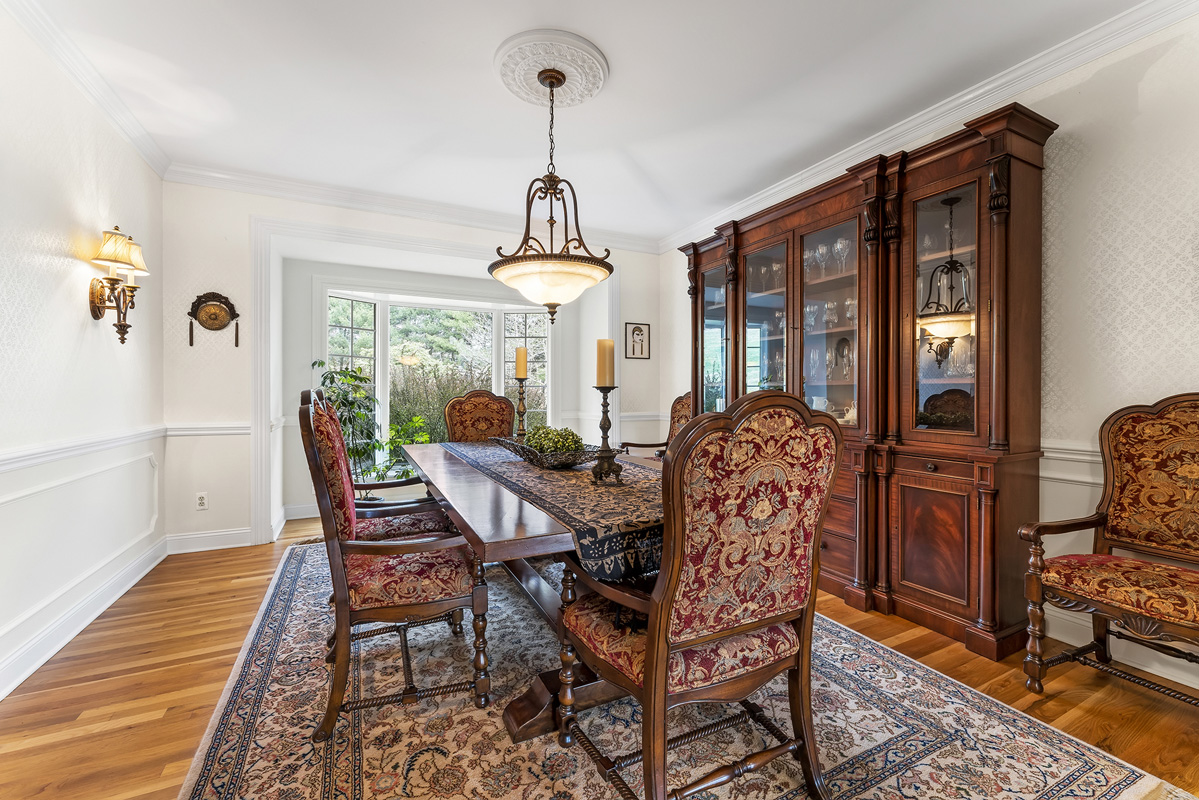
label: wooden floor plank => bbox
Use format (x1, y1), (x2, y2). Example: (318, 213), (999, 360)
(0, 518), (1195, 797)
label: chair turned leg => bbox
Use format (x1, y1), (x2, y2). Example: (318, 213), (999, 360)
(470, 556), (491, 708)
(314, 610), (351, 742)
(449, 608), (464, 636)
(1092, 615), (1111, 664)
(1024, 594), (1047, 693)
(556, 567), (578, 748)
(788, 665), (828, 800)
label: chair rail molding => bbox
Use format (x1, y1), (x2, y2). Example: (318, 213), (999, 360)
(0, 425), (166, 474)
(659, 0), (1199, 251)
(165, 423), (252, 437)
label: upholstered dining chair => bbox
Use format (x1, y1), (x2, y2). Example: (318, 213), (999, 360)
(621, 391), (693, 457)
(443, 389), (516, 442)
(556, 390), (842, 800)
(312, 388), (444, 541)
(299, 390), (490, 742)
(1021, 392), (1199, 706)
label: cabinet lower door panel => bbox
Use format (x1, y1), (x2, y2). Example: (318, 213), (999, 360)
(891, 476), (977, 619)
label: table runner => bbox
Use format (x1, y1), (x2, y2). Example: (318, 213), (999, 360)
(440, 441), (662, 581)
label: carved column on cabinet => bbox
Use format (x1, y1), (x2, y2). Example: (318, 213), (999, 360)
(681, 242), (701, 417)
(882, 153), (905, 444)
(871, 446), (894, 613)
(986, 153), (1011, 452)
(850, 155), (886, 446)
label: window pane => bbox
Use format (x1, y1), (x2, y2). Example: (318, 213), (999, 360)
(353, 329), (375, 358)
(328, 327), (351, 356)
(352, 300), (375, 330)
(351, 357), (374, 382)
(505, 313), (526, 337)
(529, 362), (548, 385)
(389, 305), (494, 444)
(329, 297), (351, 327)
(527, 337), (548, 361)
(527, 409), (548, 429)
(526, 313), (548, 337)
(504, 339), (519, 362)
(525, 386), (546, 410)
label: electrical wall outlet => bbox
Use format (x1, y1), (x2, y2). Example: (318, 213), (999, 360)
(196, 492), (209, 511)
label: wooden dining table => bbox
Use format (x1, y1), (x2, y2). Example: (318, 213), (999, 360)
(402, 441), (662, 743)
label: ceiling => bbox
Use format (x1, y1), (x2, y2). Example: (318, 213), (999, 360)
(37, 0), (1142, 244)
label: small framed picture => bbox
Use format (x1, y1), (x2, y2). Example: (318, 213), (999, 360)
(625, 322), (650, 359)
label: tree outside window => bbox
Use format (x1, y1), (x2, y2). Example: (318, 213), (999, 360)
(504, 312), (549, 429)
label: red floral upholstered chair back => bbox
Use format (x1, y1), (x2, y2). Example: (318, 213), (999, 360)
(665, 391), (693, 442)
(660, 392), (842, 645)
(1099, 394), (1199, 563)
(444, 389), (516, 443)
(301, 392), (359, 541)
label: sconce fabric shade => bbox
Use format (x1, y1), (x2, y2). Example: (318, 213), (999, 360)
(121, 239), (149, 276)
(92, 227), (132, 270)
(489, 257), (611, 308)
(920, 312), (974, 340)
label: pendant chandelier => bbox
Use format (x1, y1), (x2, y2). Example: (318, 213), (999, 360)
(918, 196), (975, 368)
(489, 68), (612, 323)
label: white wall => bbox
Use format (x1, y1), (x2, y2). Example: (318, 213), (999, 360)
(654, 15), (1199, 688)
(161, 181), (663, 540)
(0, 11), (165, 697)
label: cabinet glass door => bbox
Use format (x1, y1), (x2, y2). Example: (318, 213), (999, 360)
(913, 184), (978, 432)
(700, 268), (728, 412)
(743, 243), (787, 395)
(800, 221), (858, 426)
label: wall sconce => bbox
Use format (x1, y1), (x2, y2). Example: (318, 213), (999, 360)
(89, 226), (148, 344)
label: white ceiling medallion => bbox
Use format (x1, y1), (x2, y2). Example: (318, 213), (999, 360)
(493, 29), (609, 107)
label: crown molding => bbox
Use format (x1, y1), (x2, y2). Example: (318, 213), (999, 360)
(659, 0), (1199, 252)
(164, 163), (661, 255)
(1, 0), (171, 176)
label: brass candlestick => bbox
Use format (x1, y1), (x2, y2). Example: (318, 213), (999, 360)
(515, 377), (528, 442)
(591, 385), (623, 485)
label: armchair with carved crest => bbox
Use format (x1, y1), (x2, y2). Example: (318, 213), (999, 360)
(1022, 392), (1199, 707)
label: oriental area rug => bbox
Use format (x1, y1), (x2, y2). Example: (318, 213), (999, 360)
(179, 545), (1190, 800)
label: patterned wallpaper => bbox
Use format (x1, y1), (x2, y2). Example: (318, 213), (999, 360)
(1029, 16), (1199, 444)
(0, 14), (163, 450)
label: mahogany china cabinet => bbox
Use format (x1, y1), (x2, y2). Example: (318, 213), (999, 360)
(682, 104), (1057, 659)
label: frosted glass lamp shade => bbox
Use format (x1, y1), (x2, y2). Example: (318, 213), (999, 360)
(489, 257), (611, 308)
(920, 312), (974, 341)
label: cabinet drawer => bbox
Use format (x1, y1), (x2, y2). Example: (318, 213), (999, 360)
(821, 496), (856, 538)
(818, 531), (855, 578)
(894, 454), (973, 481)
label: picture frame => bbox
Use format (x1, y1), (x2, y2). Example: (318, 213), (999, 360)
(625, 322), (650, 359)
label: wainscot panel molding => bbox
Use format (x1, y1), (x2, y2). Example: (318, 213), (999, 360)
(659, 0), (1199, 251)
(0, 0), (171, 176)
(165, 423), (252, 437)
(0, 425), (166, 474)
(0, 452), (161, 700)
(620, 412), (669, 423)
(1039, 439), (1103, 488)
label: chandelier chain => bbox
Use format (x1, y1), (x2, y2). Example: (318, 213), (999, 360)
(547, 85), (556, 175)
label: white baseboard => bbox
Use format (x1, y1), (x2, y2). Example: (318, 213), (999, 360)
(1044, 605), (1198, 690)
(271, 508), (286, 540)
(165, 527), (255, 554)
(0, 534), (167, 700)
(285, 503), (318, 520)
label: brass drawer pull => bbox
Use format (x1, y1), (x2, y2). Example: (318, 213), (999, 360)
(925, 462), (937, 472)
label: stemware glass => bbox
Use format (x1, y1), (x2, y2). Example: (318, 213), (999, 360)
(770, 260), (784, 290)
(843, 297), (857, 325)
(803, 303), (818, 332)
(834, 238), (851, 273)
(774, 310), (785, 336)
(815, 244), (830, 279)
(825, 345), (836, 379)
(808, 347), (820, 381)
(803, 248), (814, 281)
(824, 301), (839, 327)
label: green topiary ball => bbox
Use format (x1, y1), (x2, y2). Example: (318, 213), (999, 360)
(524, 425), (584, 454)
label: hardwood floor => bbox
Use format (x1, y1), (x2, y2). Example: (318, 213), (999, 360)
(1, 520), (1196, 798)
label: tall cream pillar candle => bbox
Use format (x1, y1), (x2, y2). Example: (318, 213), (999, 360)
(596, 339), (615, 386)
(515, 346), (528, 379)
